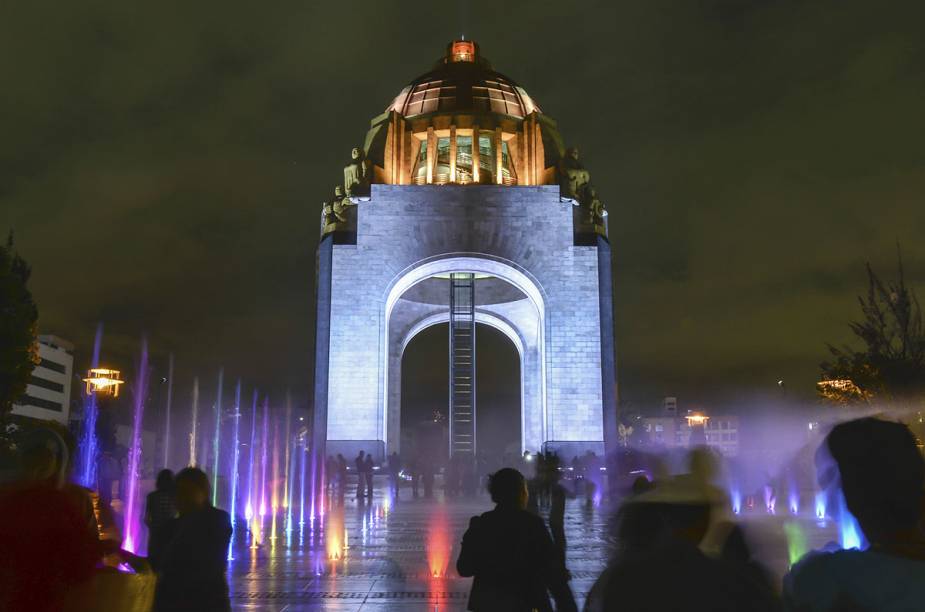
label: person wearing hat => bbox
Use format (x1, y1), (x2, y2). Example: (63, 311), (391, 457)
(587, 473), (779, 612)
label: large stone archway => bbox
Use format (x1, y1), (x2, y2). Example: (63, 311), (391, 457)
(383, 256), (546, 455)
(313, 184), (615, 465)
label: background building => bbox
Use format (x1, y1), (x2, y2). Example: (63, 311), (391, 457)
(12, 334), (74, 425)
(637, 397), (740, 457)
(703, 416), (740, 457)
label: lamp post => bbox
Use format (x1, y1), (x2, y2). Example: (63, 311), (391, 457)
(82, 368), (126, 397)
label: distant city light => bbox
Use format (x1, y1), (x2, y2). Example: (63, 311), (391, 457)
(83, 368), (125, 397)
(685, 412), (709, 426)
(816, 378), (871, 403)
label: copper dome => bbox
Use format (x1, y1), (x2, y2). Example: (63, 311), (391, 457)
(387, 40), (540, 120)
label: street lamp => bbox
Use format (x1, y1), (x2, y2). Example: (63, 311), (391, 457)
(82, 368), (125, 397)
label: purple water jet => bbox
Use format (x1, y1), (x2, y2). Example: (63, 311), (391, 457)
(244, 389), (258, 522)
(211, 368), (224, 506)
(259, 398), (269, 517)
(228, 380), (242, 560)
(122, 338), (149, 554)
(162, 353), (174, 468)
(299, 433), (307, 527)
(189, 377), (199, 466)
(76, 323), (104, 488)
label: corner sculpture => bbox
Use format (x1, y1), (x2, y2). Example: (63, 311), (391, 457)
(557, 146), (590, 202)
(557, 146), (606, 230)
(343, 147), (373, 198)
(587, 186), (605, 226)
(321, 185), (351, 235)
(321, 147), (370, 236)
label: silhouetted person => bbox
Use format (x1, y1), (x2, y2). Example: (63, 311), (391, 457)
(631, 474), (653, 496)
(354, 451), (366, 499)
(155, 467), (232, 612)
(446, 455), (460, 498)
(337, 454), (348, 490)
(0, 430), (99, 612)
(549, 483), (574, 566)
(586, 476), (779, 612)
(145, 469), (177, 571)
(422, 461), (434, 498)
(388, 451), (401, 498)
(97, 450), (121, 507)
(409, 454), (423, 498)
(462, 458), (477, 497)
(784, 418), (925, 611)
(457, 468), (577, 612)
(325, 455), (337, 493)
(364, 453), (375, 499)
(720, 522), (777, 596)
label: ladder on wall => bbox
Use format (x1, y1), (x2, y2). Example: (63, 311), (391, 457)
(449, 272), (476, 458)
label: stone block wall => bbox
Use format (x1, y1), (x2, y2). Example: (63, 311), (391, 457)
(325, 184), (607, 459)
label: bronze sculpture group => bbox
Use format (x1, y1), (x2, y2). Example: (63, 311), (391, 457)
(321, 144), (605, 235)
(557, 146), (606, 226)
(321, 147), (372, 234)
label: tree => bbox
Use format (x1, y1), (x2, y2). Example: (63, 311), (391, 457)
(820, 250), (925, 404)
(0, 232), (39, 417)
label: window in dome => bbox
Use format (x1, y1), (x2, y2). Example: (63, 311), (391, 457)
(455, 135), (473, 183)
(478, 132), (495, 184)
(501, 141), (517, 185)
(413, 139), (428, 184)
(434, 137), (451, 184)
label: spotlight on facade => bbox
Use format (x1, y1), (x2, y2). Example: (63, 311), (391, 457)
(83, 368), (125, 397)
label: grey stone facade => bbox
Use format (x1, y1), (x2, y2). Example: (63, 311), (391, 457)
(322, 184), (609, 460)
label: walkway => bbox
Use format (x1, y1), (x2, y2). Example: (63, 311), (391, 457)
(230, 483), (610, 611)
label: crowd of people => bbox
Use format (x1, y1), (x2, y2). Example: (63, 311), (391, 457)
(455, 417), (925, 611)
(320, 447), (606, 508)
(1, 416), (924, 611)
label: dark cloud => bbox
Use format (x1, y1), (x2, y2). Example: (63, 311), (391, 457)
(2, 0), (924, 413)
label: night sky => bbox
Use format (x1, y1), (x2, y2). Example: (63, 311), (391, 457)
(3, 0), (924, 416)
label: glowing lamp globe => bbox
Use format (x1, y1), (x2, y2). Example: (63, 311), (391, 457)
(83, 368), (125, 397)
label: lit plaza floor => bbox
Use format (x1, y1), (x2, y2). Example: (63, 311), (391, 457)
(228, 481), (840, 612)
(229, 481), (611, 612)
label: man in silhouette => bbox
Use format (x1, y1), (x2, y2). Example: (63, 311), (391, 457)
(145, 469), (177, 571)
(387, 451), (401, 499)
(364, 452), (375, 499)
(784, 418), (925, 611)
(457, 468), (577, 611)
(354, 451), (366, 500)
(154, 467), (232, 612)
(336, 454), (348, 503)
